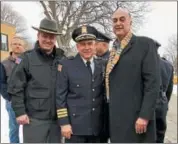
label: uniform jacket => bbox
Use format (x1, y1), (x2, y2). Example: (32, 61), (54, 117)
(156, 56), (174, 118)
(160, 58), (174, 102)
(56, 54), (105, 136)
(99, 51), (110, 61)
(7, 41), (65, 120)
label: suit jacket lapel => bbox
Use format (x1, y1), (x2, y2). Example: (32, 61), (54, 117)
(106, 34), (136, 75)
(105, 33), (135, 101)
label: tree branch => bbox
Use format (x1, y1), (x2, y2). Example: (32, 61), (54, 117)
(40, 1), (52, 20)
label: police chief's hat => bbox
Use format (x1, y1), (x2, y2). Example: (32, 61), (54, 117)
(96, 30), (112, 43)
(72, 25), (97, 42)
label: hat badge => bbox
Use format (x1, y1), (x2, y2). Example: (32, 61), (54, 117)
(81, 26), (87, 34)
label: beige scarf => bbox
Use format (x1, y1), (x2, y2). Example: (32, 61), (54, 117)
(105, 31), (133, 101)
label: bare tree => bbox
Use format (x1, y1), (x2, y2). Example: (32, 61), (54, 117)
(1, 2), (30, 40)
(39, 1), (151, 53)
(163, 34), (177, 75)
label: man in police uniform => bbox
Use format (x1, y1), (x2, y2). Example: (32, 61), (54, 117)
(155, 41), (174, 143)
(95, 30), (111, 62)
(56, 25), (105, 143)
(95, 30), (111, 143)
(161, 57), (174, 103)
(7, 18), (65, 143)
(0, 36), (26, 143)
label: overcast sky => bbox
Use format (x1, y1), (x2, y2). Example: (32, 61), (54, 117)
(10, 1), (177, 56)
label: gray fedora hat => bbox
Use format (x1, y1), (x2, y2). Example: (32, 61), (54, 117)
(32, 18), (62, 35)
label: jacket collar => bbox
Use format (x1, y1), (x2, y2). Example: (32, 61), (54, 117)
(8, 53), (16, 62)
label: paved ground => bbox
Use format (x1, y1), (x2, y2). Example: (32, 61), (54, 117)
(164, 94), (177, 143)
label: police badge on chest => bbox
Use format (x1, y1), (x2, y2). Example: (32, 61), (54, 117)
(57, 64), (62, 72)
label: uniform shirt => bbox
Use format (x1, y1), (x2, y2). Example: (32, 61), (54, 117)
(81, 57), (95, 74)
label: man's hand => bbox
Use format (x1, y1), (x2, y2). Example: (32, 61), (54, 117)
(61, 124), (73, 139)
(16, 114), (30, 125)
(135, 118), (149, 134)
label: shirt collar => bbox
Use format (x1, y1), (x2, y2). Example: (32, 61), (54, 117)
(81, 56), (94, 65)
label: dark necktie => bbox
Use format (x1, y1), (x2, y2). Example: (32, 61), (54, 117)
(86, 61), (92, 75)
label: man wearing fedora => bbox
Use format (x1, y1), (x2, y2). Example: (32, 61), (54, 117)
(56, 25), (105, 143)
(7, 18), (65, 143)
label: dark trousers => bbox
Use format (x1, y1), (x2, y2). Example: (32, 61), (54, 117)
(156, 117), (167, 143)
(23, 118), (61, 143)
(65, 135), (101, 143)
(155, 102), (168, 143)
(100, 102), (109, 143)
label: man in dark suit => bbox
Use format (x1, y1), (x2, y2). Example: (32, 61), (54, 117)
(154, 42), (174, 142)
(105, 8), (160, 142)
(56, 25), (105, 143)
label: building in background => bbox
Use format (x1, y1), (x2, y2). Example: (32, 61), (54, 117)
(1, 21), (16, 61)
(173, 75), (177, 85)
